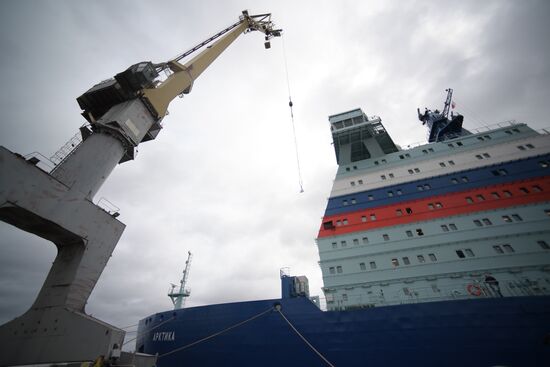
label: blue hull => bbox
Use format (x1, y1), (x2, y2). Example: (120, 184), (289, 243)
(137, 295), (550, 366)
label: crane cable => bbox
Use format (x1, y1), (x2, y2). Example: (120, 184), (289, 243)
(282, 34), (304, 193)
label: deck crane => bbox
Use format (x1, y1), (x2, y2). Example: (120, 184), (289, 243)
(0, 10), (281, 367)
(168, 251), (193, 310)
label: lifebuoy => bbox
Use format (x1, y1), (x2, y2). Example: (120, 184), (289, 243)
(466, 284), (482, 296)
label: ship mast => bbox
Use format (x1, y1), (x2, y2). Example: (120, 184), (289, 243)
(168, 251), (193, 309)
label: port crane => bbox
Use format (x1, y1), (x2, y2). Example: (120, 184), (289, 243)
(0, 10), (280, 366)
(168, 251), (193, 309)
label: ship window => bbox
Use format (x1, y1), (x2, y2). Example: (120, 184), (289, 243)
(417, 185), (424, 191)
(476, 195), (485, 201)
(429, 253), (437, 262)
(342, 294), (348, 301)
(374, 161), (379, 165)
(408, 169), (414, 174)
(424, 184), (431, 190)
(532, 185), (542, 192)
(323, 221), (335, 229)
(428, 203), (434, 210)
(332, 242), (337, 249)
(343, 219), (349, 225)
(539, 160), (549, 168)
(387, 191), (394, 197)
(451, 178), (458, 184)
(391, 258), (399, 267)
(350, 181), (356, 186)
(358, 180), (364, 185)
(461, 176), (469, 182)
(466, 197), (474, 204)
(417, 255), (426, 263)
(389, 173), (394, 178)
(502, 215), (512, 223)
(396, 209), (403, 216)
(473, 220), (482, 227)
(476, 154), (483, 160)
(448, 160), (455, 165)
(361, 216), (367, 222)
(429, 148), (435, 152)
(439, 162), (446, 167)
(511, 214), (523, 221)
(369, 261), (377, 269)
(449, 223), (457, 230)
(368, 195), (374, 201)
(383, 234), (390, 241)
(526, 143), (534, 149)
(517, 145), (526, 151)
(405, 207), (413, 214)
(491, 192), (500, 199)
(406, 230), (413, 237)
(341, 240), (347, 247)
(493, 245), (504, 254)
(447, 145), (453, 149)
(336, 220), (342, 226)
(343, 200), (348, 206)
(346, 167), (351, 172)
(381, 175), (387, 180)
(484, 135), (491, 140)
(545, 210), (550, 217)
(399, 257), (409, 265)
(441, 224), (449, 232)
(351, 198), (357, 204)
(538, 240), (550, 250)
(483, 153), (491, 158)
(503, 190), (512, 197)
(399, 155), (404, 159)
(382, 159), (387, 163)
(435, 202), (442, 208)
(503, 244), (515, 253)
(519, 187), (529, 194)
(482, 218), (492, 225)
(329, 267), (335, 274)
(423, 149), (429, 154)
(477, 137), (484, 141)
(396, 189), (402, 195)
(336, 266), (343, 274)
(360, 262), (366, 270)
(362, 237), (369, 244)
(416, 228), (424, 236)
(350, 142), (371, 162)
(370, 214), (376, 220)
(406, 153), (411, 158)
(498, 169), (508, 175)
(353, 166), (357, 170)
(505, 130), (513, 135)
(353, 239), (359, 246)
(414, 168), (420, 173)
(465, 249), (475, 257)
(456, 250), (465, 258)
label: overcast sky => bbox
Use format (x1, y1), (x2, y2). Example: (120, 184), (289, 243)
(1, 0), (549, 348)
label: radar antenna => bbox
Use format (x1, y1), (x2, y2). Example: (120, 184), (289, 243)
(168, 251), (193, 310)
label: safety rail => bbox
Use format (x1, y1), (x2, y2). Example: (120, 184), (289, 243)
(97, 197), (120, 217)
(23, 152), (56, 173)
(324, 278), (550, 310)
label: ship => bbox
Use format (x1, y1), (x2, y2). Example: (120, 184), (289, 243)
(136, 89), (550, 366)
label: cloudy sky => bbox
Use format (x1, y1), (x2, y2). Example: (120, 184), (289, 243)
(1, 0), (549, 347)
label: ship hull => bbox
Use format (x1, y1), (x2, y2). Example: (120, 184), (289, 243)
(137, 295), (550, 366)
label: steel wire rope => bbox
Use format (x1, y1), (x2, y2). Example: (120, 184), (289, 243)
(158, 306), (274, 358)
(122, 316), (177, 347)
(282, 34), (304, 193)
(276, 307), (335, 367)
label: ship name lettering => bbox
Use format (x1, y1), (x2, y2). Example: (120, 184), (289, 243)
(152, 331), (175, 341)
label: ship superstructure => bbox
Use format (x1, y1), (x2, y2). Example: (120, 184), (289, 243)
(317, 96), (550, 311)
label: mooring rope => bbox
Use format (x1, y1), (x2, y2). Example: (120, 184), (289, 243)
(158, 306), (274, 358)
(276, 307), (335, 366)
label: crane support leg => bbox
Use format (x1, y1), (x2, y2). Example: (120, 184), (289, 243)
(0, 146), (126, 365)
